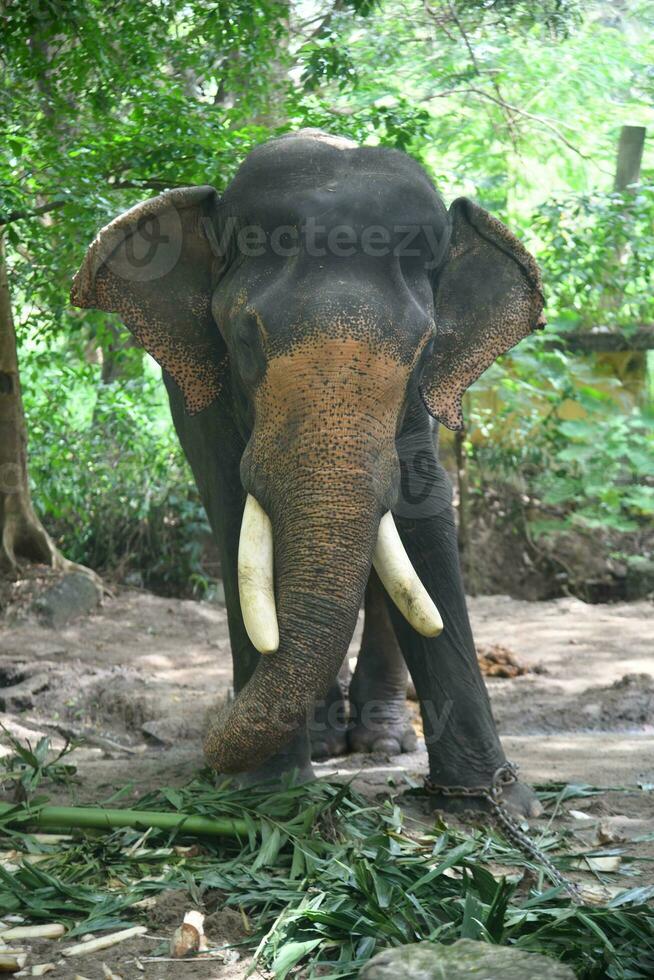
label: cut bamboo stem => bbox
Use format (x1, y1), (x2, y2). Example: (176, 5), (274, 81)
(0, 925), (64, 940)
(0, 803), (249, 839)
(0, 953), (27, 973)
(63, 926), (147, 957)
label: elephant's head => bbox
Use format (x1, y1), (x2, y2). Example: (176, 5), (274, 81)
(71, 129), (544, 772)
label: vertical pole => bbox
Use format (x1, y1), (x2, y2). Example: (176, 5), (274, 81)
(613, 125), (646, 192)
(610, 126), (648, 404)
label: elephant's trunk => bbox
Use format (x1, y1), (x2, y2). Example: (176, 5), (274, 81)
(203, 473), (381, 773)
(203, 335), (442, 774)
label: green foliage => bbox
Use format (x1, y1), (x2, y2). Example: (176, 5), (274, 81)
(21, 344), (212, 593)
(0, 759), (654, 976)
(532, 183), (654, 330)
(464, 175), (654, 542)
(1, 0), (653, 582)
(452, 0), (584, 37)
(470, 343), (654, 536)
(0, 727), (79, 796)
(537, 410), (654, 534)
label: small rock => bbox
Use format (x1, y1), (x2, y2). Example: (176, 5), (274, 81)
(32, 572), (101, 628)
(359, 940), (575, 980)
(142, 715), (203, 745)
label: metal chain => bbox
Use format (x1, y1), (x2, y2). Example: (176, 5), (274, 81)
(425, 761), (580, 902)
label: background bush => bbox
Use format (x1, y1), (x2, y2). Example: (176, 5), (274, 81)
(22, 344), (213, 595)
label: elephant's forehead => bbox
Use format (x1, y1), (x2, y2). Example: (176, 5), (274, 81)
(222, 138), (445, 232)
(255, 176), (439, 233)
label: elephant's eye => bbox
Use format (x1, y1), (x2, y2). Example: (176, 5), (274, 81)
(234, 314), (267, 385)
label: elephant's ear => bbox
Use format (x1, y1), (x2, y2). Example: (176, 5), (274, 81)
(420, 197), (545, 430)
(71, 185), (228, 414)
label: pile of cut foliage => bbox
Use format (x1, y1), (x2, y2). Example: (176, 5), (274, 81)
(0, 736), (653, 978)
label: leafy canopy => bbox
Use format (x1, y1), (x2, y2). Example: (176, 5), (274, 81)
(1, 0), (652, 575)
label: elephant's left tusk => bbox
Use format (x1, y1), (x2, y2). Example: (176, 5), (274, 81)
(373, 512), (443, 638)
(238, 494), (279, 655)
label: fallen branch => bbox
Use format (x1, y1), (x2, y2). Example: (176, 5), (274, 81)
(0, 802), (249, 839)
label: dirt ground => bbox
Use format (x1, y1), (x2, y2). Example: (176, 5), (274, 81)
(0, 586), (652, 978)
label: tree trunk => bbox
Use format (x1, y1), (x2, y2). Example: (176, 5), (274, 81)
(0, 233), (65, 576)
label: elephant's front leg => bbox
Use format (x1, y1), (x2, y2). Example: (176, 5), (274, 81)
(347, 571), (417, 755)
(388, 406), (541, 817)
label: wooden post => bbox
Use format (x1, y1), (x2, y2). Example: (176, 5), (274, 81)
(613, 125), (646, 192)
(606, 125), (649, 404)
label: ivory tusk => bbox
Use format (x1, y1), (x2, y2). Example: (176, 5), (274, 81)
(238, 494), (280, 654)
(372, 512), (443, 638)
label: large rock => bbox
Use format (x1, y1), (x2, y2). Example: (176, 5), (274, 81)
(625, 558), (654, 600)
(359, 939), (575, 980)
(32, 571), (102, 628)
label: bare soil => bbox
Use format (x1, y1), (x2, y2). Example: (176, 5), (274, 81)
(0, 584), (652, 978)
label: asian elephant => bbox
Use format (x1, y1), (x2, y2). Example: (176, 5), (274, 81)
(71, 129), (545, 815)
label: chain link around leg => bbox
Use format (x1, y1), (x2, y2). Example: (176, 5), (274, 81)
(424, 761), (580, 902)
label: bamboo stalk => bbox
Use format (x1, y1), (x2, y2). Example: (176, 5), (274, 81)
(0, 803), (249, 839)
(0, 925), (64, 940)
(63, 926), (148, 957)
(0, 953), (27, 973)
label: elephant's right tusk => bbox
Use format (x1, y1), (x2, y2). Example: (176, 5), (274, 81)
(238, 494), (279, 655)
(373, 512), (444, 638)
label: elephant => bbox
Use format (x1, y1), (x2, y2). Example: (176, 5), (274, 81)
(71, 129), (545, 816)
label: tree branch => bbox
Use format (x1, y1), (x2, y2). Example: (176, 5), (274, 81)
(437, 1), (521, 152)
(0, 199), (65, 226)
(0, 179), (189, 226)
(425, 87), (597, 163)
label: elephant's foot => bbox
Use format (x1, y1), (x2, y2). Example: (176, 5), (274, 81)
(215, 725), (315, 788)
(424, 778), (543, 819)
(233, 759), (315, 789)
(310, 728), (348, 760)
(500, 779), (544, 818)
(348, 697), (417, 756)
(309, 679), (349, 760)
